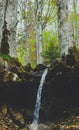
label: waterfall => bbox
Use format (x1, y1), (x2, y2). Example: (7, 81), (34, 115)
(30, 68), (48, 130)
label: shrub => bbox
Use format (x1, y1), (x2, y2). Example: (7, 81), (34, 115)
(42, 40), (60, 66)
(0, 53), (11, 61)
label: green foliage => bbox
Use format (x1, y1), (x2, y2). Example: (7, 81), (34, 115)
(43, 30), (58, 45)
(42, 30), (60, 66)
(17, 46), (26, 66)
(28, 35), (36, 67)
(16, 37), (26, 65)
(0, 53), (11, 61)
(43, 40), (60, 66)
(16, 34), (36, 67)
(22, 9), (26, 20)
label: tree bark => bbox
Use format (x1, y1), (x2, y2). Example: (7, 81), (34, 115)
(0, 0), (4, 49)
(6, 0), (18, 57)
(35, 0), (43, 64)
(73, 0), (79, 45)
(57, 0), (73, 55)
(0, 0), (18, 57)
(25, 23), (30, 64)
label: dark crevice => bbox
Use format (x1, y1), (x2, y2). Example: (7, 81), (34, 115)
(1, 21), (10, 54)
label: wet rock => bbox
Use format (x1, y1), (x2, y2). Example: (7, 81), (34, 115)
(24, 63), (33, 72)
(34, 64), (47, 73)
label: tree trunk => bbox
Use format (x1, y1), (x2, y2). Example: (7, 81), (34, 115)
(57, 0), (73, 55)
(6, 0), (18, 57)
(0, 0), (18, 57)
(35, 0), (43, 64)
(73, 0), (79, 45)
(0, 0), (5, 49)
(25, 24), (30, 64)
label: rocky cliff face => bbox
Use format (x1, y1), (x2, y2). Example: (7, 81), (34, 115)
(0, 57), (79, 125)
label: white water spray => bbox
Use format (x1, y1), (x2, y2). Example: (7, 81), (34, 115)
(30, 68), (48, 130)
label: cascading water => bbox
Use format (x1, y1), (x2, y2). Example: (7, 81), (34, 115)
(33, 68), (48, 124)
(30, 68), (48, 130)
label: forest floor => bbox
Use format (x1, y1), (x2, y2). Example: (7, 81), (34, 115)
(0, 110), (79, 130)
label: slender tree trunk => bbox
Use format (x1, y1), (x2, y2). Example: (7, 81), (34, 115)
(76, 0), (79, 46)
(25, 23), (30, 64)
(72, 0), (77, 44)
(57, 0), (73, 55)
(73, 0), (79, 45)
(35, 0), (43, 64)
(20, 0), (33, 64)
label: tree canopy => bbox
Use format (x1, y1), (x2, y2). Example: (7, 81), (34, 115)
(0, 0), (79, 67)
